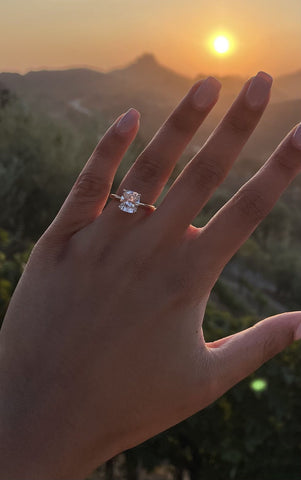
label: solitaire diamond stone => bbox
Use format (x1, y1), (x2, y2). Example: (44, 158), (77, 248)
(119, 189), (141, 213)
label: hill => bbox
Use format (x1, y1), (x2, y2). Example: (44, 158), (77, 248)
(0, 53), (300, 159)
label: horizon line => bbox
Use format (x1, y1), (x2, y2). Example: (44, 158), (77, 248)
(1, 53), (301, 80)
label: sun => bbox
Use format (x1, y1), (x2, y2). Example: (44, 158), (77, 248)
(213, 35), (230, 54)
(205, 32), (235, 58)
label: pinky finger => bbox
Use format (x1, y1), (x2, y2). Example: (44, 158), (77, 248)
(41, 108), (140, 243)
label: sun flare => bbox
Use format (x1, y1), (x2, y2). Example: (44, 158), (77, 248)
(213, 35), (230, 54)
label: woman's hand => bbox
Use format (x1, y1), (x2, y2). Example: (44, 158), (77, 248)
(0, 72), (301, 480)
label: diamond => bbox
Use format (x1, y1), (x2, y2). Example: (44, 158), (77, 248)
(119, 189), (141, 214)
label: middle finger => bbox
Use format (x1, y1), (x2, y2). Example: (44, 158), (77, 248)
(150, 71), (273, 240)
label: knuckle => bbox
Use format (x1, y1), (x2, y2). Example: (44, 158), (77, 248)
(225, 112), (251, 135)
(253, 323), (282, 366)
(254, 318), (294, 365)
(25, 241), (44, 265)
(73, 171), (110, 201)
(168, 111), (194, 134)
(122, 232), (157, 281)
(129, 243), (156, 280)
(131, 255), (152, 280)
(135, 155), (162, 185)
(168, 272), (191, 295)
(25, 236), (63, 268)
(69, 235), (86, 257)
(274, 148), (300, 175)
(93, 131), (123, 159)
(191, 159), (225, 188)
(232, 187), (269, 223)
(165, 267), (197, 307)
(68, 233), (100, 265)
(101, 133), (124, 155)
(260, 332), (279, 363)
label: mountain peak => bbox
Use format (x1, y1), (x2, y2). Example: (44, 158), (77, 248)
(109, 52), (189, 92)
(124, 53), (162, 74)
(134, 53), (159, 67)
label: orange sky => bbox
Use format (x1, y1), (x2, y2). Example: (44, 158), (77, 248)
(1, 0), (300, 78)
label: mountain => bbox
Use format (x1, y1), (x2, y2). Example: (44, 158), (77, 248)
(1, 53), (300, 114)
(109, 53), (189, 96)
(0, 68), (105, 101)
(0, 53), (300, 157)
(274, 70), (301, 101)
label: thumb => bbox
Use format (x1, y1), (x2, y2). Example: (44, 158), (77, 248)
(207, 312), (301, 398)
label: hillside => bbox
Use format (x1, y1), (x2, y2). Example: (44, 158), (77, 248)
(0, 53), (300, 160)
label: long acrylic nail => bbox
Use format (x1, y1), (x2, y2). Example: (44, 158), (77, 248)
(193, 76), (222, 111)
(117, 108), (140, 133)
(245, 71), (273, 110)
(292, 122), (301, 150)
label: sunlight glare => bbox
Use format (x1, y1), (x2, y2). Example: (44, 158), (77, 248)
(213, 35), (230, 54)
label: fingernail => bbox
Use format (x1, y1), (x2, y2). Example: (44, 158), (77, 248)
(295, 322), (301, 341)
(193, 76), (221, 111)
(117, 108), (140, 134)
(245, 71), (273, 110)
(292, 122), (301, 150)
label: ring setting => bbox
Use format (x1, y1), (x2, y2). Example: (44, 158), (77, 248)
(109, 189), (155, 214)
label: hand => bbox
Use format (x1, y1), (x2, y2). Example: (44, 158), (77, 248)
(0, 72), (301, 480)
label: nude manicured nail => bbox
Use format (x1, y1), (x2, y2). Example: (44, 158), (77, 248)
(245, 71), (273, 109)
(117, 108), (140, 133)
(292, 122), (301, 150)
(193, 76), (222, 111)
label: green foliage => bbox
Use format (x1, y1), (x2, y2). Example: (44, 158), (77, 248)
(253, 201), (292, 250)
(0, 96), (81, 240)
(213, 279), (250, 316)
(236, 237), (269, 273)
(267, 247), (301, 308)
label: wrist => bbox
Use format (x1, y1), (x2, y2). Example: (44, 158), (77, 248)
(0, 357), (113, 480)
(0, 358), (74, 479)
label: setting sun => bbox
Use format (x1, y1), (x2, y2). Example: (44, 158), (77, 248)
(213, 35), (230, 54)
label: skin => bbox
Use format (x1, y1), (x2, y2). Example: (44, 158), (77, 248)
(0, 71), (301, 480)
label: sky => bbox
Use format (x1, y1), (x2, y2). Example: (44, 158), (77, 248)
(1, 0), (301, 78)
